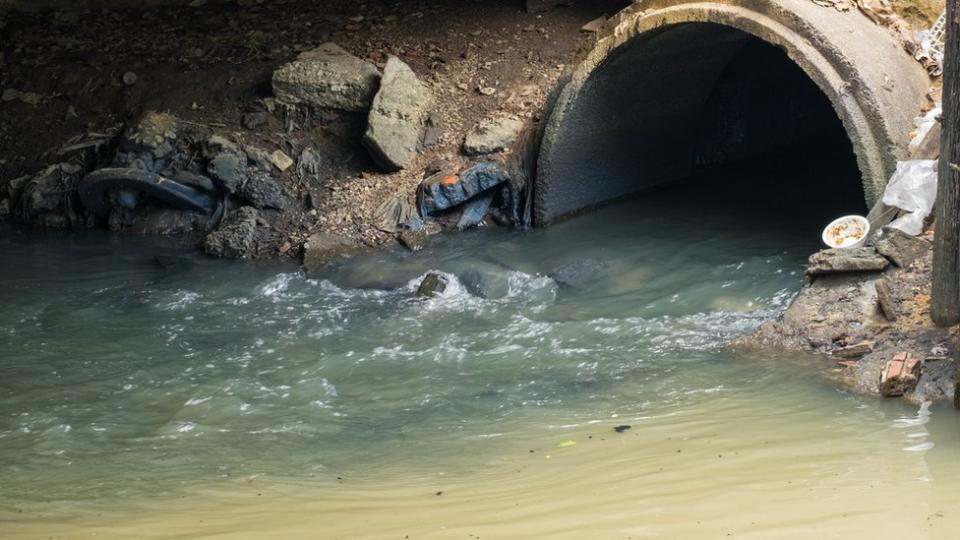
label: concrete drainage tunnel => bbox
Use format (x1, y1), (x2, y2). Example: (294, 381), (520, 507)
(533, 1), (930, 237)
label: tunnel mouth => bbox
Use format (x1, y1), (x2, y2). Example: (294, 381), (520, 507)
(535, 21), (868, 231)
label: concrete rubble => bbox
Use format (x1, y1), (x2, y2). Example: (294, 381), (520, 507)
(271, 43), (382, 112)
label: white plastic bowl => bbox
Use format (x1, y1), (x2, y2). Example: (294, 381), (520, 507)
(822, 215), (870, 249)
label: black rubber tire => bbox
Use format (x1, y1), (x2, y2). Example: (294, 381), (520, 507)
(79, 168), (218, 214)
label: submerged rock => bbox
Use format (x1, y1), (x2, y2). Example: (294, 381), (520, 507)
(363, 56), (432, 171)
(463, 115), (523, 156)
(460, 268), (509, 299)
(550, 259), (609, 289)
(303, 232), (362, 276)
(272, 43), (381, 111)
(416, 272), (448, 297)
(806, 247), (889, 277)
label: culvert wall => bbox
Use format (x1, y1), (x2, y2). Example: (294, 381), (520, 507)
(534, 0), (931, 225)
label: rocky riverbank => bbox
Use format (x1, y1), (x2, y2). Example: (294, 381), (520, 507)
(732, 226), (959, 406)
(0, 0), (627, 260)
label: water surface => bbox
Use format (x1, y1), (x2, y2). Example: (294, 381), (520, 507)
(1, 193), (958, 539)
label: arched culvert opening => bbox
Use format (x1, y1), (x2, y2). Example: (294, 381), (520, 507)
(534, 2), (930, 229)
(536, 22), (863, 229)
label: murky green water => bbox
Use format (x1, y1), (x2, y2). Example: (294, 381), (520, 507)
(2, 191), (959, 539)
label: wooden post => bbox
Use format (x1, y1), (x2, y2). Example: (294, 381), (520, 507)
(932, 2), (960, 327)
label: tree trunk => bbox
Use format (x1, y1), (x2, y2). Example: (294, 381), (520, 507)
(932, 2), (960, 327)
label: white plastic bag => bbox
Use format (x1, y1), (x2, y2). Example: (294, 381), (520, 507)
(908, 105), (941, 154)
(881, 160), (938, 236)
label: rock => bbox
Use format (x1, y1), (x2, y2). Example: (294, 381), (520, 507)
(206, 134), (243, 157)
(204, 206), (258, 258)
(460, 268), (509, 299)
(242, 111), (268, 130)
(0, 198), (9, 217)
(831, 341), (874, 359)
(880, 352), (922, 397)
(362, 56), (432, 171)
(874, 227), (931, 268)
(15, 163), (84, 228)
(416, 272), (448, 297)
(124, 112), (179, 161)
(272, 42), (382, 112)
(456, 191), (495, 230)
(240, 173), (287, 210)
(303, 232), (361, 276)
(122, 71), (137, 86)
(806, 247), (889, 277)
(581, 16), (606, 34)
(525, 0), (575, 13)
(550, 259), (609, 289)
(419, 161), (509, 215)
(269, 150), (294, 172)
(398, 228), (429, 252)
(875, 278), (897, 321)
(463, 115), (523, 156)
(207, 152), (248, 194)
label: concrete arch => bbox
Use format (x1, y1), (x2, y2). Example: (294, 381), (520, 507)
(534, 0), (930, 224)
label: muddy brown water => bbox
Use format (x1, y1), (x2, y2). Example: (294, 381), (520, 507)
(1, 190), (959, 539)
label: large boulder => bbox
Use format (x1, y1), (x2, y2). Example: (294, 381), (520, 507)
(463, 115), (523, 156)
(362, 56), (432, 171)
(272, 43), (382, 112)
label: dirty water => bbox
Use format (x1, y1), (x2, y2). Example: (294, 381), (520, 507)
(2, 188), (959, 539)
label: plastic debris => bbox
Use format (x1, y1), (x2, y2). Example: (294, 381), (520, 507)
(556, 440), (577, 448)
(881, 160), (938, 236)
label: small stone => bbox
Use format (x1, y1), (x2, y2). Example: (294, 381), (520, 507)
(207, 152), (248, 194)
(477, 86), (497, 96)
(806, 247), (889, 277)
(880, 352), (923, 397)
(122, 71), (138, 86)
(875, 278), (897, 321)
(463, 115), (523, 156)
(269, 150), (294, 172)
(416, 272), (448, 298)
(398, 229), (429, 252)
(240, 173), (288, 210)
(581, 16), (606, 33)
(831, 341), (874, 359)
(242, 111), (268, 130)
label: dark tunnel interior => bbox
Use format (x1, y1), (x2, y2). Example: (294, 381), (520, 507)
(536, 22), (868, 230)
